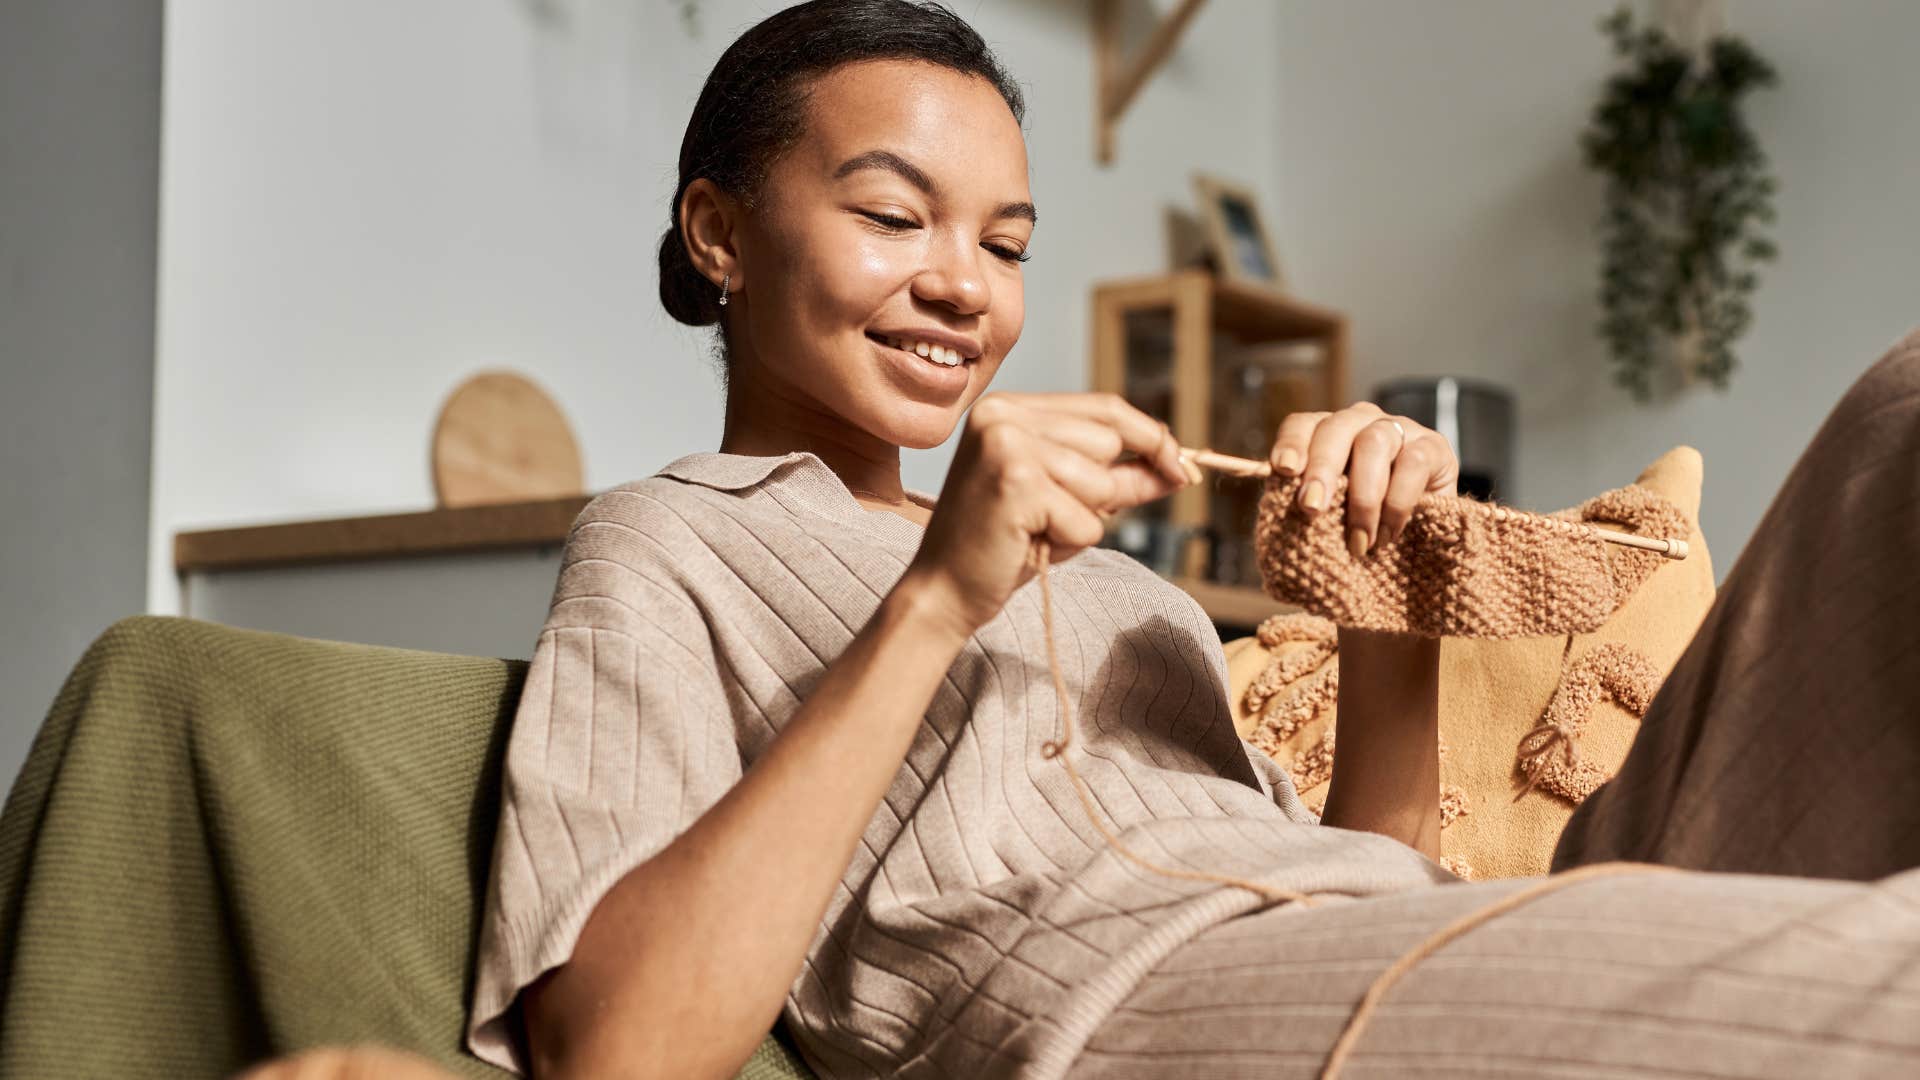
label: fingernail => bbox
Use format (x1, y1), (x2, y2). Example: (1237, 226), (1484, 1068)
(1301, 479), (1326, 512)
(1181, 458), (1203, 486)
(1347, 526), (1368, 560)
(1275, 448), (1302, 474)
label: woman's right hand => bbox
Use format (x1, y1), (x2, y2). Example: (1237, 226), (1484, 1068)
(900, 392), (1194, 644)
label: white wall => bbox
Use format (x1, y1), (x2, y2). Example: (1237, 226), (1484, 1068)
(1268, 0), (1920, 577)
(149, 0), (1285, 616)
(154, 0), (1919, 620)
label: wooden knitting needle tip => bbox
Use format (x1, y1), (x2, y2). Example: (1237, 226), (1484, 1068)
(1593, 529), (1689, 560)
(1180, 447), (1272, 479)
(1179, 446), (1689, 561)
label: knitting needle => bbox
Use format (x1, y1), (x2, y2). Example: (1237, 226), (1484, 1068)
(1177, 446), (1690, 561)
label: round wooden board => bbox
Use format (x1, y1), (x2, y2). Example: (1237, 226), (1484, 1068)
(431, 371), (584, 507)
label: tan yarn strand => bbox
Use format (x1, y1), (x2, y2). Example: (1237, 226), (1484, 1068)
(1318, 860), (1681, 1078)
(1026, 539), (1681, 1080)
(1031, 540), (1318, 906)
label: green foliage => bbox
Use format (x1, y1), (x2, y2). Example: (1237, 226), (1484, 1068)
(1583, 5), (1780, 400)
(671, 0), (701, 36)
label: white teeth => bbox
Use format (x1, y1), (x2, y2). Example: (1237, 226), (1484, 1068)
(881, 336), (964, 366)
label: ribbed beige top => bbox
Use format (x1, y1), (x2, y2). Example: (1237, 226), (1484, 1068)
(466, 450), (1449, 1077)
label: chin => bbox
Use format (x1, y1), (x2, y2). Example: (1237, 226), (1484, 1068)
(884, 416), (964, 450)
(868, 401), (969, 450)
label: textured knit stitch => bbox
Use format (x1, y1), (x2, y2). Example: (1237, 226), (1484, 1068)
(1255, 475), (1688, 638)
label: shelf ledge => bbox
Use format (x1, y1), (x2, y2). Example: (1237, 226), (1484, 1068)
(174, 494), (595, 574)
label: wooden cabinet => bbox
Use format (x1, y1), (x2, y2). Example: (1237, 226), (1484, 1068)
(1091, 269), (1347, 629)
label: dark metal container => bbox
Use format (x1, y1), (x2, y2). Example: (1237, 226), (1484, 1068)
(1371, 377), (1514, 502)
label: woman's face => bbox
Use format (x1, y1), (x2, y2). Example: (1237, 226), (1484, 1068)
(727, 59), (1033, 451)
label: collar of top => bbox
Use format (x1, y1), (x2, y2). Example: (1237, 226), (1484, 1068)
(655, 449), (936, 547)
(656, 449), (810, 492)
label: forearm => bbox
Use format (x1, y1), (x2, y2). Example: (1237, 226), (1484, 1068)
(529, 573), (970, 1080)
(1318, 628), (1442, 860)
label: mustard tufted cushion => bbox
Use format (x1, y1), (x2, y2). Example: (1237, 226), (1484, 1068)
(1224, 447), (1717, 878)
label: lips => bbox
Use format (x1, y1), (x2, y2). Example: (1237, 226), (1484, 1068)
(865, 331), (976, 367)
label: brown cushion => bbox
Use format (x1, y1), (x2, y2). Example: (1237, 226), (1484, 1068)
(1224, 447), (1717, 878)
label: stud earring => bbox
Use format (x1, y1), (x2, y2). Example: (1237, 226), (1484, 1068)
(718, 272), (730, 307)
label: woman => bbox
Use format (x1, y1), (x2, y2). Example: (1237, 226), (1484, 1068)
(466, 3), (1920, 1078)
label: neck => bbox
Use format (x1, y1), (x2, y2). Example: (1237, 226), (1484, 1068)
(718, 357), (908, 502)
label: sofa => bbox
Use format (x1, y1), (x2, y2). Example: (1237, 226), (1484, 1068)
(0, 615), (814, 1079)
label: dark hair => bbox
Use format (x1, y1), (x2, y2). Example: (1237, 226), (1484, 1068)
(657, 0), (1025, 340)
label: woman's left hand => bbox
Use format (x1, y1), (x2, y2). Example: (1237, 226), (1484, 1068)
(1268, 401), (1460, 560)
(1270, 402), (1456, 858)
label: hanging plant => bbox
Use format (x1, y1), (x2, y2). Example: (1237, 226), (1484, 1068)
(1582, 5), (1780, 401)
(670, 0), (701, 36)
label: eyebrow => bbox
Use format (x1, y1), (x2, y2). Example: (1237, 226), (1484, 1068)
(831, 149), (1038, 225)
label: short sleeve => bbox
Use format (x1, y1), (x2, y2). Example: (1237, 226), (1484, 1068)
(465, 501), (742, 1073)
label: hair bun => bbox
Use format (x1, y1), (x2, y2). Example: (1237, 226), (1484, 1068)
(658, 226), (720, 328)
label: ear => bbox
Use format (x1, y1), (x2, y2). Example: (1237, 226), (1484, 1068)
(679, 177), (746, 294)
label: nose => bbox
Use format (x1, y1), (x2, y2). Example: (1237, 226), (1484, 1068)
(911, 230), (990, 316)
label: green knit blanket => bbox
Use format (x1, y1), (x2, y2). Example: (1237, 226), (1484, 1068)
(0, 616), (813, 1079)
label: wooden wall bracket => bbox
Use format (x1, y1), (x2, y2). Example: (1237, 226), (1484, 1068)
(1094, 0), (1209, 165)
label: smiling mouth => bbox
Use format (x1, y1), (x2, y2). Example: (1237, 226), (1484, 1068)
(866, 331), (973, 367)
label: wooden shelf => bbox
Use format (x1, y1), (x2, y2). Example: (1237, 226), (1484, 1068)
(174, 494), (594, 574)
(1093, 0), (1209, 165)
(1212, 277), (1345, 342)
(1171, 577), (1297, 628)
(1094, 270), (1347, 345)
(1092, 269), (1350, 583)
(174, 494), (1296, 634)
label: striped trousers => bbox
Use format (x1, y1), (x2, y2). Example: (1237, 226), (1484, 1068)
(1069, 327), (1920, 1079)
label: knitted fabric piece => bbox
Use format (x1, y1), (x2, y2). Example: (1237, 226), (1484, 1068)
(1254, 474), (1689, 639)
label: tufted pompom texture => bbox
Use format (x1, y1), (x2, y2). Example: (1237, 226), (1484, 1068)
(1515, 641), (1664, 804)
(1254, 474), (1689, 639)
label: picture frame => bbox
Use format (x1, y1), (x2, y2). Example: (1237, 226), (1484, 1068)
(1191, 172), (1284, 290)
